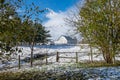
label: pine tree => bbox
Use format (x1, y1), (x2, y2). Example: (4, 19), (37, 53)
(21, 19), (50, 67)
(0, 0), (22, 53)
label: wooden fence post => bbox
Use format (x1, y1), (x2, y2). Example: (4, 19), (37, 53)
(18, 55), (21, 69)
(56, 52), (59, 62)
(76, 52), (78, 63)
(45, 53), (48, 65)
(90, 45), (93, 62)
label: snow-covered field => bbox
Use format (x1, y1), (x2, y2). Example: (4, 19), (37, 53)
(0, 44), (120, 80)
(18, 44), (103, 63)
(0, 44), (120, 71)
(0, 44), (96, 69)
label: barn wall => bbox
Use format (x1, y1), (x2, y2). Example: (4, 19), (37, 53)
(54, 36), (67, 44)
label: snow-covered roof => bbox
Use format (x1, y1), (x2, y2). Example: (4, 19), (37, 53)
(57, 35), (77, 44)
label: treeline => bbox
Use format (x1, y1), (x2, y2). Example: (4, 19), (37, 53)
(0, 0), (50, 54)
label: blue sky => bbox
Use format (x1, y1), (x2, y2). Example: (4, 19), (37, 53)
(22, 0), (82, 40)
(24, 0), (79, 12)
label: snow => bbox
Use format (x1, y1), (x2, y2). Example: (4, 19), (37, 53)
(0, 44), (101, 70)
(0, 44), (120, 80)
(79, 67), (120, 80)
(1, 63), (120, 80)
(0, 44), (116, 66)
(0, 44), (119, 68)
(0, 44), (86, 68)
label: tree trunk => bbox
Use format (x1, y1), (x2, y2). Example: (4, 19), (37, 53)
(30, 42), (34, 67)
(103, 48), (113, 64)
(102, 47), (114, 64)
(105, 53), (113, 63)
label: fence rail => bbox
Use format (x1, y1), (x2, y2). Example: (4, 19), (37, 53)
(16, 51), (92, 69)
(56, 52), (78, 63)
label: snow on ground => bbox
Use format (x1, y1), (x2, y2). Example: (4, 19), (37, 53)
(16, 44), (102, 63)
(0, 44), (97, 70)
(0, 44), (108, 65)
(0, 44), (120, 71)
(0, 44), (120, 80)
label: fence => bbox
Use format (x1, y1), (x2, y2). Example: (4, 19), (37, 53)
(56, 52), (78, 63)
(17, 51), (93, 69)
(0, 44), (101, 70)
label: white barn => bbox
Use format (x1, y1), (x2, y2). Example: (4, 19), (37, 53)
(54, 35), (77, 45)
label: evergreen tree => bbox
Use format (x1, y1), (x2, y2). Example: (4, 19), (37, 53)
(0, 0), (22, 53)
(21, 19), (50, 67)
(34, 22), (51, 44)
(0, 0), (50, 61)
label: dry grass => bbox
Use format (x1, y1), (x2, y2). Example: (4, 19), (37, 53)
(77, 60), (120, 68)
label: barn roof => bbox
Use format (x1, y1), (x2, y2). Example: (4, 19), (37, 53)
(58, 35), (77, 44)
(62, 35), (74, 40)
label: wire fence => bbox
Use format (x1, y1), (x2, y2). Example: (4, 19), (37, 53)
(0, 44), (103, 70)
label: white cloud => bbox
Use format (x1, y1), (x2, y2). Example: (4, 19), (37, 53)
(43, 10), (68, 40)
(43, 3), (83, 41)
